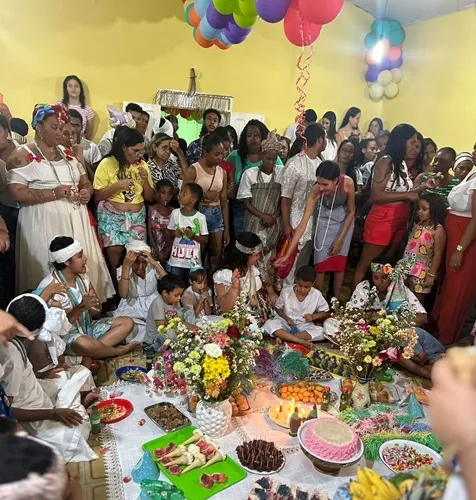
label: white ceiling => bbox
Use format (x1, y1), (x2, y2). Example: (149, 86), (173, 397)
(349, 0), (476, 25)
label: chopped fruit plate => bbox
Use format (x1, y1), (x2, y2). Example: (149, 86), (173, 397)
(142, 426), (247, 500)
(97, 398), (133, 424)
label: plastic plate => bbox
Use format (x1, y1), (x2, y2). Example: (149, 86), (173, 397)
(97, 398), (134, 424)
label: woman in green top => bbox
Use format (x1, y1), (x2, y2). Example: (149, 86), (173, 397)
(226, 120), (284, 235)
(413, 147), (459, 199)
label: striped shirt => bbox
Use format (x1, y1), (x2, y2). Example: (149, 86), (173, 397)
(67, 104), (94, 134)
(147, 157), (181, 189)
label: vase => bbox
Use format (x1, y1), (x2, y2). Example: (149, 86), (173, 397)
(196, 399), (232, 438)
(351, 377), (372, 409)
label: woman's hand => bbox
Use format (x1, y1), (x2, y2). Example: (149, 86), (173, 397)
(330, 238), (343, 256)
(260, 213), (276, 227)
(231, 269), (240, 290)
(51, 408), (83, 428)
(78, 189), (90, 205)
(123, 251), (137, 267)
(117, 178), (134, 191)
(138, 167), (149, 183)
(449, 250), (463, 271)
(0, 230), (9, 253)
(54, 185), (72, 200)
(170, 139), (180, 153)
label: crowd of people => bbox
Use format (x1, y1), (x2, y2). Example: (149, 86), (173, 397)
(0, 73), (475, 497)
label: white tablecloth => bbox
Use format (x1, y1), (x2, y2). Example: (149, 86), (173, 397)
(99, 379), (391, 500)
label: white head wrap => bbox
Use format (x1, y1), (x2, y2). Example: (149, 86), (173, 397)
(0, 434), (68, 500)
(49, 239), (82, 264)
(125, 239), (151, 253)
(455, 152), (473, 168)
(152, 117), (174, 137)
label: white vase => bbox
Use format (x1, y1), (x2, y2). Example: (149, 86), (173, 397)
(196, 399), (232, 438)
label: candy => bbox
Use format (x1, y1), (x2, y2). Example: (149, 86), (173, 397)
(138, 419), (146, 426)
(382, 444), (435, 472)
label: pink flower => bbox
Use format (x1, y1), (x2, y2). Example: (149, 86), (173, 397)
(378, 347), (401, 362)
(227, 325), (241, 339)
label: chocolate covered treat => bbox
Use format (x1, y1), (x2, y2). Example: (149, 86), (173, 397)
(236, 440), (285, 473)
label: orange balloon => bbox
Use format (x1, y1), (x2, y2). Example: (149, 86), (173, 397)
(388, 45), (402, 61)
(189, 6), (201, 28)
(194, 28), (214, 48)
(215, 40), (231, 50)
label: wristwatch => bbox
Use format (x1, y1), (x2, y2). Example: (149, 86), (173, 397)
(456, 245), (463, 252)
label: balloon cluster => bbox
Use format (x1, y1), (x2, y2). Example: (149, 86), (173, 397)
(163, 107), (203, 123)
(364, 19), (405, 101)
(182, 0), (344, 49)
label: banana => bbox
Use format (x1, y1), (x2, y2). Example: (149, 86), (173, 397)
(357, 466), (373, 492)
(349, 480), (371, 499)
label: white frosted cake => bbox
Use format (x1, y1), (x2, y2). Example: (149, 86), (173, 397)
(303, 418), (359, 461)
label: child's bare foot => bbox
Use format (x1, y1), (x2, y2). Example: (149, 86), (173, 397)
(81, 356), (93, 370)
(117, 342), (139, 356)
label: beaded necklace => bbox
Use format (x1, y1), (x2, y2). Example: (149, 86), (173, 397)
(314, 185), (338, 252)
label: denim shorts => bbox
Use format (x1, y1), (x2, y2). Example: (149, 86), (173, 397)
(200, 205), (224, 233)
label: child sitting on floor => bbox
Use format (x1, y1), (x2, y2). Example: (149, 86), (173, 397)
(181, 267), (213, 324)
(144, 275), (194, 348)
(264, 266), (330, 349)
(2, 294), (97, 463)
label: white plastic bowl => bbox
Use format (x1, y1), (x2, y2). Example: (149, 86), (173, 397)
(379, 439), (442, 474)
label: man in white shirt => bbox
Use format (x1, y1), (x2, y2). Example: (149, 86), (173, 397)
(284, 109), (318, 143)
(281, 123), (327, 285)
(69, 109), (102, 170)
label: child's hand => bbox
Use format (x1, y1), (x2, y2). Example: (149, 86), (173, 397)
(44, 281), (68, 298)
(303, 314), (314, 322)
(200, 291), (209, 303)
(174, 228), (183, 238)
(268, 292), (278, 308)
(423, 274), (435, 287)
(286, 318), (295, 327)
(183, 227), (194, 239)
(124, 251), (137, 267)
(231, 269), (240, 290)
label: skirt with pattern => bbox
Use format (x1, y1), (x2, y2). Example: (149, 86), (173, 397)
(97, 201), (146, 248)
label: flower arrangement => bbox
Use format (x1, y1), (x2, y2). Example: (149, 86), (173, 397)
(331, 298), (418, 379)
(161, 292), (263, 402)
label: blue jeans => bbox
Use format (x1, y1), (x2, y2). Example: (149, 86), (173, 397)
(231, 199), (245, 235)
(414, 327), (445, 362)
(200, 205), (224, 233)
(167, 265), (190, 282)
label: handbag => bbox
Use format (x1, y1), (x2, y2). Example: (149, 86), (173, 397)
(274, 235), (299, 279)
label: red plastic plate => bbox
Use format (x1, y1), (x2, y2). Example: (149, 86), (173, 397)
(97, 398), (134, 423)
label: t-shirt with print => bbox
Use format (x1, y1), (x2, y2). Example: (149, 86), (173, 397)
(167, 209), (208, 269)
(144, 295), (183, 345)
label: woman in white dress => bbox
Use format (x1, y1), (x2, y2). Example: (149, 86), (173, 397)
(6, 103), (114, 303)
(115, 240), (167, 342)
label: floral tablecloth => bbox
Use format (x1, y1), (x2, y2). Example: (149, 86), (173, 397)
(99, 378), (399, 500)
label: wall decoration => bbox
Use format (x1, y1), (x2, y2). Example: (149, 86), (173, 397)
(181, 0), (344, 49)
(364, 19), (405, 101)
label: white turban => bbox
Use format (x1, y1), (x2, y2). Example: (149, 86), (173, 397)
(125, 239), (151, 254)
(49, 239), (82, 263)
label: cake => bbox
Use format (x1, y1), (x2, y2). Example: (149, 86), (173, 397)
(303, 418), (359, 462)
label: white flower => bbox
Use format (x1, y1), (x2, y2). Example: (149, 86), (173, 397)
(203, 343), (223, 358)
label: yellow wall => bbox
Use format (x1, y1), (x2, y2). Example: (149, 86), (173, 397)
(0, 0), (381, 140)
(381, 10), (476, 153)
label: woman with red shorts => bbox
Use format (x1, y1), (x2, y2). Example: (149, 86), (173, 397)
(352, 124), (424, 289)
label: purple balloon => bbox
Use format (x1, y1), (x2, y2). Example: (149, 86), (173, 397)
(365, 65), (380, 83)
(256, 0), (292, 23)
(224, 26), (249, 44)
(227, 20), (252, 37)
(207, 4), (232, 30)
(388, 56), (403, 69)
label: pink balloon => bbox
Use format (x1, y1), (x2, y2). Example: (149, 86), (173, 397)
(284, 1), (322, 46)
(388, 45), (402, 62)
(299, 0), (344, 26)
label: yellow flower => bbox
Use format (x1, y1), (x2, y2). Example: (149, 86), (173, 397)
(367, 340), (376, 348)
(370, 327), (379, 335)
(364, 355), (372, 363)
(203, 355), (230, 382)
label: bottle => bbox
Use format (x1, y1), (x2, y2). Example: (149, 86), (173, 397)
(339, 388), (350, 412)
(307, 404), (318, 421)
(320, 387), (331, 412)
(146, 346), (155, 371)
(90, 404), (101, 434)
(289, 408), (302, 437)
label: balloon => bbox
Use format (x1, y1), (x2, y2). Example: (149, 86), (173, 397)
(369, 83), (384, 101)
(283, 3), (322, 47)
(214, 0), (237, 15)
(227, 20), (252, 37)
(388, 45), (402, 62)
(214, 39), (231, 49)
(377, 69), (392, 86)
(238, 0), (257, 17)
(391, 68), (403, 83)
(233, 12), (258, 28)
(364, 32), (378, 50)
(179, 109), (192, 118)
(390, 20), (402, 31)
(194, 27), (214, 47)
(187, 114), (194, 121)
(189, 6), (201, 27)
(184, 4), (195, 26)
(371, 19), (391, 38)
(365, 65), (380, 83)
(195, 0), (213, 18)
(224, 25), (249, 43)
(218, 31), (232, 45)
(199, 15), (221, 40)
(300, 0), (344, 26)
(384, 82), (399, 99)
(388, 28), (405, 46)
(387, 56), (403, 70)
(256, 0), (292, 23)
(207, 4), (233, 29)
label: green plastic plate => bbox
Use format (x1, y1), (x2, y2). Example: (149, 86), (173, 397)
(142, 426), (247, 500)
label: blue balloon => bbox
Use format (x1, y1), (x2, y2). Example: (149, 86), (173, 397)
(389, 28), (405, 46)
(195, 0), (213, 19)
(218, 31), (232, 46)
(199, 15), (220, 41)
(364, 32), (378, 50)
(365, 65), (380, 83)
(388, 56), (403, 70)
(390, 20), (402, 31)
(371, 19), (392, 38)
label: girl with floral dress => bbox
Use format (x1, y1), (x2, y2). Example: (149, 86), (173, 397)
(398, 193), (447, 302)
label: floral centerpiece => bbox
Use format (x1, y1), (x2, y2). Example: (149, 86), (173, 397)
(158, 292), (263, 437)
(330, 298), (418, 408)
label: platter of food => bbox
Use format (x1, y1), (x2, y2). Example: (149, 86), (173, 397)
(236, 440), (285, 475)
(115, 365), (148, 383)
(379, 440), (441, 473)
(273, 382), (337, 404)
(143, 426), (247, 500)
(97, 398), (133, 424)
(144, 402), (191, 433)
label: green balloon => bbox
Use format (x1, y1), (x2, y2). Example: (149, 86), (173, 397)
(371, 19), (391, 38)
(234, 12), (257, 28)
(390, 20), (402, 31)
(364, 32), (378, 50)
(389, 29), (405, 46)
(239, 0), (257, 17)
(214, 0), (236, 15)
